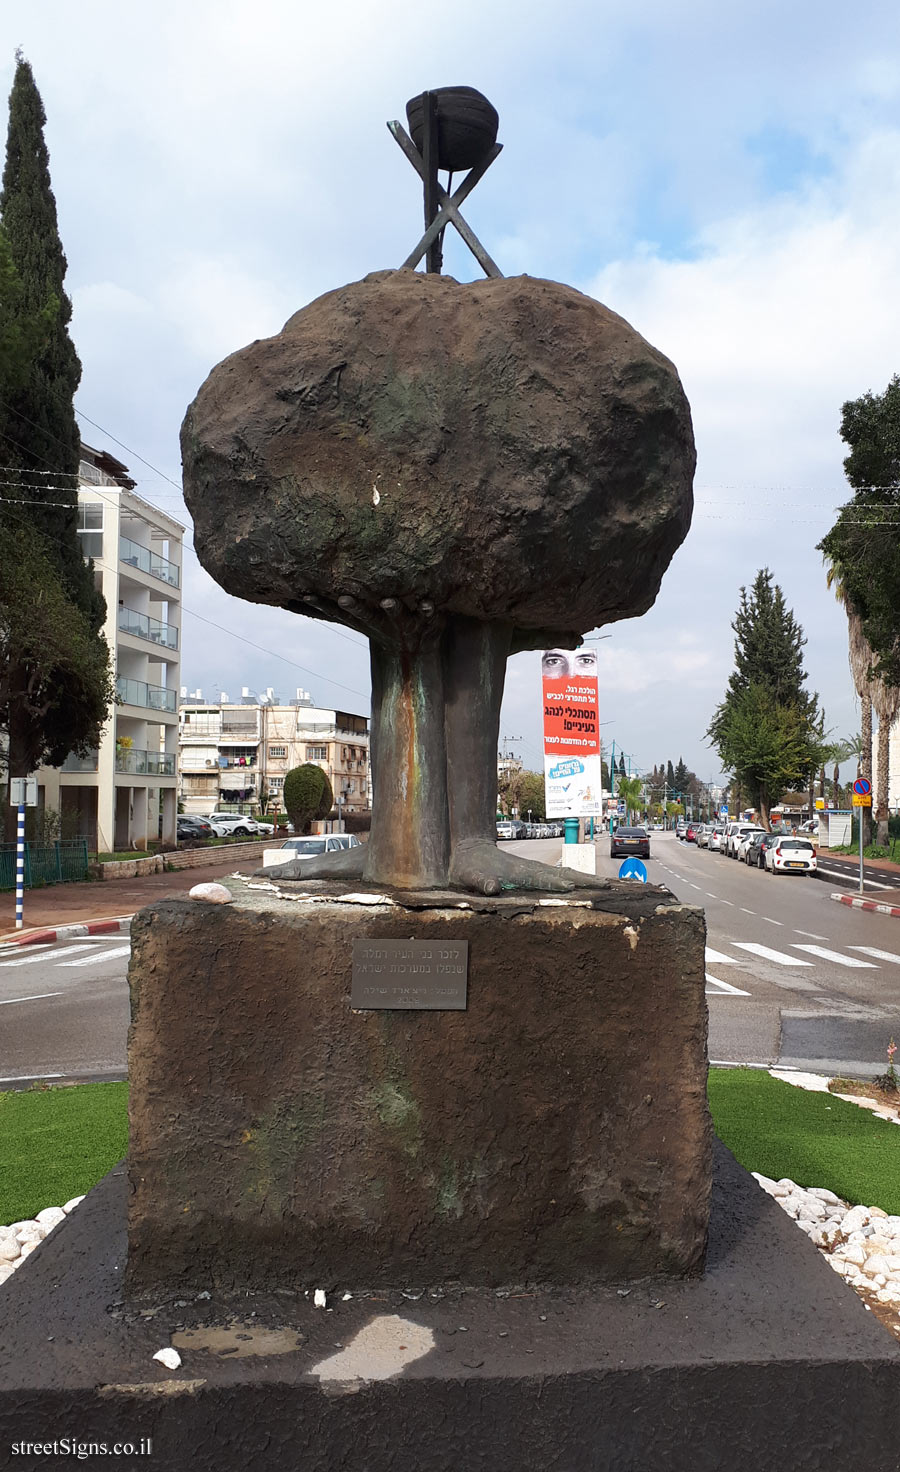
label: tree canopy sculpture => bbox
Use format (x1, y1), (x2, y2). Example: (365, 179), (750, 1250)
(182, 269), (694, 893)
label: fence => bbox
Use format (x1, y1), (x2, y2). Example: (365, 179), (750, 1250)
(0, 839), (90, 890)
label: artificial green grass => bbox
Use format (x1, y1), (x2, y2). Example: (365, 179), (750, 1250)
(0, 1082), (128, 1224)
(709, 1067), (900, 1215)
(2, 1071), (897, 1226)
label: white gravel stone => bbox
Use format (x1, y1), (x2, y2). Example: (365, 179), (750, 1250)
(807, 1187), (844, 1206)
(839, 1244), (869, 1267)
(14, 1223), (45, 1245)
(18, 1240), (39, 1259)
(0, 1238), (20, 1262)
(189, 882), (233, 904)
(0, 1262), (15, 1284)
(62, 1196), (85, 1214)
(35, 1207), (66, 1230)
(841, 1206), (871, 1235)
(314, 1289), (327, 1308)
(152, 1347), (182, 1370)
(870, 1206), (889, 1218)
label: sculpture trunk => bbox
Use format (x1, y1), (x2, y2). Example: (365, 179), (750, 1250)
(367, 637), (449, 888)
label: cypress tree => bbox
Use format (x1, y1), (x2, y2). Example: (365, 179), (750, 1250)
(707, 569), (824, 826)
(0, 54), (111, 818)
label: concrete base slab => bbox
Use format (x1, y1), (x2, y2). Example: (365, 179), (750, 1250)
(2, 1141), (899, 1471)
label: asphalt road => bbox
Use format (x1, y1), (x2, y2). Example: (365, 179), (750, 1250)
(4, 832), (900, 1084)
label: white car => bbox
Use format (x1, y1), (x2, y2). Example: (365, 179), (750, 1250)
(262, 834), (361, 867)
(726, 823), (761, 858)
(707, 827), (726, 852)
(732, 827), (765, 862)
(765, 837), (817, 875)
(203, 812), (257, 837)
(254, 820), (276, 835)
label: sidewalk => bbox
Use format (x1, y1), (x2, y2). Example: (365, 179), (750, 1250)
(0, 847), (262, 944)
(815, 846), (900, 918)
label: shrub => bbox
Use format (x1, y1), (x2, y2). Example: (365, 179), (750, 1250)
(283, 764), (334, 836)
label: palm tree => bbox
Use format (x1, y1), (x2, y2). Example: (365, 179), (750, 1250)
(872, 675), (900, 847)
(825, 560), (874, 845)
(617, 774), (643, 825)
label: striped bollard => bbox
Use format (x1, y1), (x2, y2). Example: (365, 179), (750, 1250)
(15, 801), (25, 930)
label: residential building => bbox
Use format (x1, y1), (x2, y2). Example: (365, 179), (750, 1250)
(179, 688), (370, 820)
(37, 445), (183, 852)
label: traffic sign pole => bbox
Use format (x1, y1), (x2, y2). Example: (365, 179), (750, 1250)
(15, 802), (25, 930)
(852, 777), (873, 895)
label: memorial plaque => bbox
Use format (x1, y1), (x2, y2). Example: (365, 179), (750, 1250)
(351, 939), (468, 1010)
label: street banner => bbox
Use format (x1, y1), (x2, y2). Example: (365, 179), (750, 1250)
(541, 648), (602, 818)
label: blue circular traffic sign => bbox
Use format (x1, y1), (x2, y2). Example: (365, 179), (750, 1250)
(618, 857), (648, 883)
(853, 777), (872, 796)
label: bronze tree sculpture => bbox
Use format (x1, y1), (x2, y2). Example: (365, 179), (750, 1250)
(181, 267), (695, 894)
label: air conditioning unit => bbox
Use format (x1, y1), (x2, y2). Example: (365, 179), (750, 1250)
(205, 760), (214, 767)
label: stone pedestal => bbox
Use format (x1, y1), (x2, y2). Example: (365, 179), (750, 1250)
(126, 879), (710, 1295)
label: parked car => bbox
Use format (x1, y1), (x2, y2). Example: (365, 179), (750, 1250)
(203, 812), (257, 837)
(496, 819), (526, 840)
(694, 824), (710, 848)
(725, 822), (763, 858)
(675, 819), (687, 840)
(176, 815), (214, 841)
(732, 827), (766, 862)
(744, 832), (779, 868)
(610, 825), (650, 859)
(263, 833), (362, 867)
(254, 820), (276, 835)
(707, 826), (726, 852)
(765, 837), (817, 875)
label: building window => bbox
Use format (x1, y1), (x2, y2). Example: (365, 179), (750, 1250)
(77, 503), (103, 530)
(307, 745), (327, 762)
(269, 745), (287, 759)
(269, 776), (284, 791)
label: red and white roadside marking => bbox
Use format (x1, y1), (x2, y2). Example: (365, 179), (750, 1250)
(0, 916), (132, 949)
(830, 892), (900, 919)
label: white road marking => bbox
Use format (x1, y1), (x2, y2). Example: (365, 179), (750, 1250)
(0, 942), (53, 955)
(705, 973), (751, 996)
(57, 943), (132, 968)
(705, 947), (738, 965)
(705, 893), (718, 899)
(720, 899), (735, 907)
(791, 944), (877, 968)
(0, 943), (96, 968)
(794, 929), (828, 940)
(740, 908), (756, 915)
(762, 916), (783, 926)
(848, 946), (900, 964)
(0, 991), (63, 1006)
(732, 942), (813, 966)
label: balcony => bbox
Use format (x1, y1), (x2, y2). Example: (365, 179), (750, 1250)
(118, 607), (179, 650)
(115, 748), (176, 777)
(61, 749), (99, 773)
(119, 536), (180, 588)
(116, 676), (177, 713)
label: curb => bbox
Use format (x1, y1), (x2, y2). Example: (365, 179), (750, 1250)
(829, 892), (900, 919)
(0, 915), (133, 948)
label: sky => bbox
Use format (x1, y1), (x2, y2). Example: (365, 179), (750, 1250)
(4, 0), (900, 788)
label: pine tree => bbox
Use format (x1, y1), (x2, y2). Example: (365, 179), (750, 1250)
(0, 54), (111, 817)
(673, 757), (690, 792)
(707, 569), (825, 826)
(666, 759), (675, 790)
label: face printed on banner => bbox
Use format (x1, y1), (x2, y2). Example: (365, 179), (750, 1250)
(541, 648), (598, 678)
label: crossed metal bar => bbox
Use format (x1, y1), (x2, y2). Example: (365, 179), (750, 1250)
(387, 119), (504, 280)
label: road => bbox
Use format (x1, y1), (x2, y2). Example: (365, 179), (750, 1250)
(4, 833), (900, 1084)
(514, 829), (900, 1078)
(0, 935), (131, 1086)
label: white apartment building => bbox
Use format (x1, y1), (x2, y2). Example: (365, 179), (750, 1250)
(37, 445), (183, 852)
(179, 688), (370, 819)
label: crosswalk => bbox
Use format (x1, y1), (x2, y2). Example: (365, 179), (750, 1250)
(0, 937), (131, 1003)
(705, 937), (900, 995)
